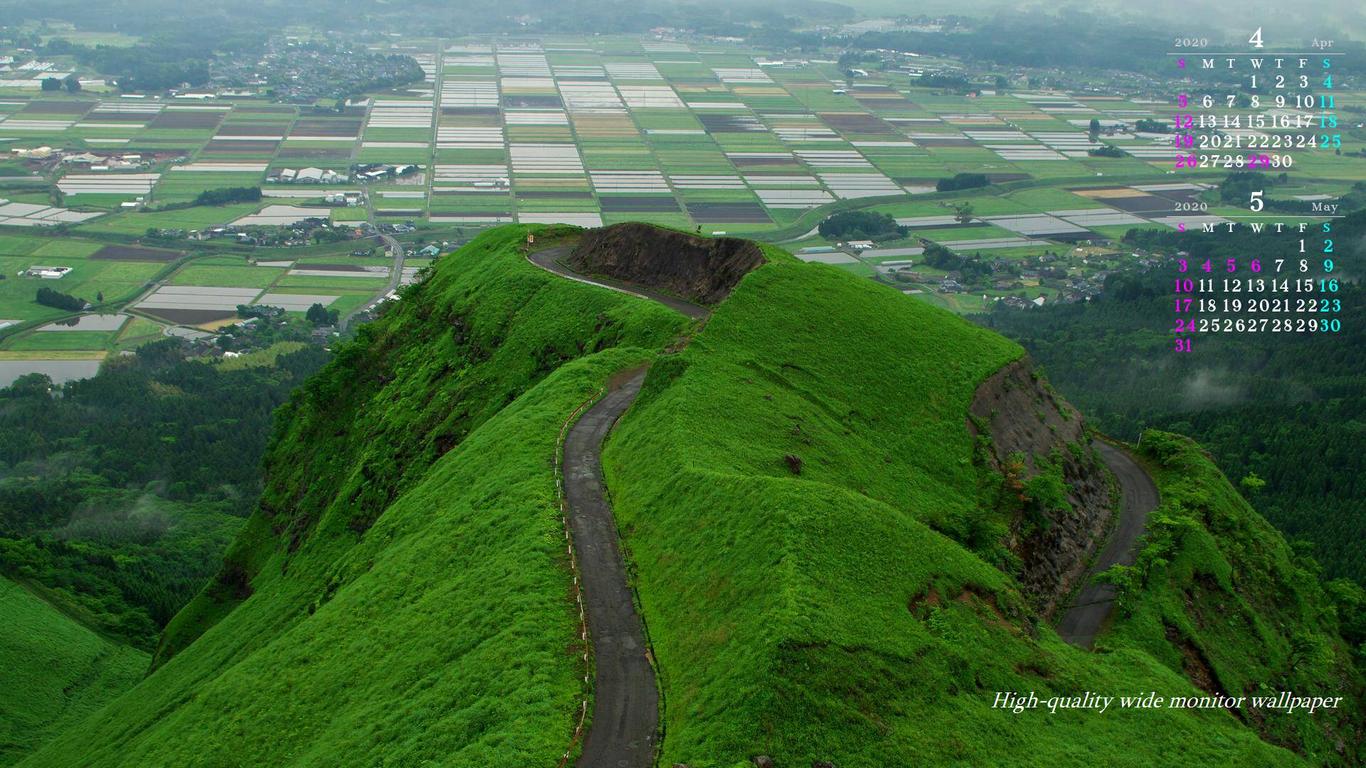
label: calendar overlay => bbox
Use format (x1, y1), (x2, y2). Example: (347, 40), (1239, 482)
(1170, 29), (1343, 352)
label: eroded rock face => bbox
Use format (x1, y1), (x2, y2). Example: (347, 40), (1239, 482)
(567, 222), (765, 305)
(969, 358), (1114, 616)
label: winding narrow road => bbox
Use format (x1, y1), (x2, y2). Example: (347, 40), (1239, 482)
(530, 244), (703, 767)
(1057, 441), (1160, 649)
(340, 232), (405, 332)
(564, 370), (658, 768)
(529, 246), (708, 320)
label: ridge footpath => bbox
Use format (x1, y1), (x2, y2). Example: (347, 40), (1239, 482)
(531, 243), (706, 767)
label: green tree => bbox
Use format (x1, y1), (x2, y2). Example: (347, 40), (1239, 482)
(818, 210), (906, 241)
(305, 303), (338, 327)
(936, 173), (989, 193)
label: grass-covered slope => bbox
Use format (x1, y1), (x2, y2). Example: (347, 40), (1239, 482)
(0, 576), (147, 766)
(1107, 431), (1364, 764)
(602, 252), (1358, 766)
(18, 226), (687, 768)
(18, 224), (1359, 767)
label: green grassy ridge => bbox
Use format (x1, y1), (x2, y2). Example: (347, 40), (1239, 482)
(158, 225), (685, 665)
(0, 576), (147, 767)
(1107, 431), (1365, 764)
(20, 226), (687, 767)
(19, 224), (1359, 766)
(601, 254), (1333, 765)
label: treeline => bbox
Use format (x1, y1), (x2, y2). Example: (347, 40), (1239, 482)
(818, 210), (905, 240)
(306, 303), (340, 327)
(852, 13), (1171, 72)
(42, 31), (263, 92)
(937, 172), (989, 192)
(40, 74), (80, 92)
(194, 186), (261, 206)
(0, 339), (328, 647)
(978, 212), (1366, 584)
(922, 241), (998, 284)
(15, 0), (849, 42)
(36, 286), (86, 311)
(72, 43), (210, 92)
(143, 187), (263, 214)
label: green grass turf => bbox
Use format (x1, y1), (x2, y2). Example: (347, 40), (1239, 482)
(154, 174), (266, 204)
(270, 275), (390, 291)
(591, 239), (1345, 766)
(1105, 431), (1365, 758)
(0, 576), (147, 766)
(75, 204), (262, 236)
(0, 259), (162, 323)
(30, 240), (103, 259)
(330, 209), (369, 223)
(1004, 187), (1110, 211)
(323, 293), (373, 317)
(3, 331), (116, 352)
(115, 316), (166, 347)
(167, 265), (284, 289)
(18, 226), (688, 768)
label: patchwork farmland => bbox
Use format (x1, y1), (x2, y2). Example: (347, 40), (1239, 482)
(1, 33), (1364, 360)
(11, 35), (1360, 237)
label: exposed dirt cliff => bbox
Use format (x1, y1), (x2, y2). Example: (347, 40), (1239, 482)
(969, 358), (1115, 616)
(567, 223), (764, 305)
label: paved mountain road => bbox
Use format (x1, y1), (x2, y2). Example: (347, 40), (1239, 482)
(529, 243), (704, 767)
(1057, 441), (1160, 649)
(564, 371), (658, 768)
(529, 246), (708, 320)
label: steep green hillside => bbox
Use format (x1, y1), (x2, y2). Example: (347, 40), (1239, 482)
(0, 576), (146, 766)
(600, 250), (1362, 765)
(1108, 432), (1365, 762)
(20, 226), (687, 767)
(20, 224), (1360, 767)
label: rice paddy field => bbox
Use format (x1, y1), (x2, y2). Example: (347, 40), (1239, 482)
(0, 34), (1355, 241)
(2, 33), (1364, 340)
(0, 229), (388, 362)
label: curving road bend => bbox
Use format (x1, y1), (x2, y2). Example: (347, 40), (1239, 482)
(530, 244), (705, 767)
(528, 246), (709, 321)
(1057, 441), (1160, 649)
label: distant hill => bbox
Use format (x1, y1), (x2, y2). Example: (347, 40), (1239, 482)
(17, 224), (1362, 767)
(836, 1), (1366, 41)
